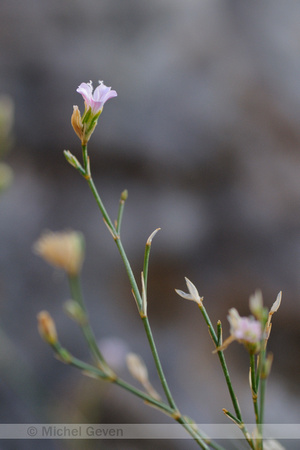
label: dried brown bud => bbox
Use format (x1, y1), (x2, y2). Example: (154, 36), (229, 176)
(71, 105), (84, 142)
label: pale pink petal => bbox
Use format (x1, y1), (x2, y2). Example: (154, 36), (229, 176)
(76, 82), (93, 105)
(93, 83), (111, 101)
(101, 89), (118, 104)
(76, 80), (117, 115)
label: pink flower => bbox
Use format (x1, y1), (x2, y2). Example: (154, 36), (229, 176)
(214, 308), (262, 354)
(77, 80), (117, 115)
(71, 80), (117, 144)
(228, 308), (262, 343)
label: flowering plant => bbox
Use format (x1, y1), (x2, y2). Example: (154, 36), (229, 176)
(71, 80), (117, 145)
(36, 80), (283, 450)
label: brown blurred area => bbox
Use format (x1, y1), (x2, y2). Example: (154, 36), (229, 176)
(0, 1), (299, 449)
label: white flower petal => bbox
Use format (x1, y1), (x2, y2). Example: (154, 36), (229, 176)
(185, 277), (201, 302)
(175, 289), (194, 301)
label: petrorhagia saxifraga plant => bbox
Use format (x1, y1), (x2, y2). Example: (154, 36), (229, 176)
(35, 80), (283, 450)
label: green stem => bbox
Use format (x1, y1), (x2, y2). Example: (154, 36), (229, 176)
(87, 173), (116, 233)
(53, 342), (172, 414)
(250, 353), (259, 424)
(143, 241), (151, 293)
(82, 144), (90, 179)
(85, 169), (176, 406)
(199, 304), (242, 421)
(53, 342), (217, 448)
(217, 320), (222, 347)
(114, 237), (143, 309)
(142, 316), (177, 410)
(81, 165), (142, 310)
(81, 147), (179, 408)
(258, 377), (266, 450)
(175, 416), (210, 450)
(198, 304), (256, 449)
(114, 377), (174, 415)
(116, 190), (127, 234)
(68, 275), (105, 365)
(257, 346), (267, 450)
(75, 144), (226, 449)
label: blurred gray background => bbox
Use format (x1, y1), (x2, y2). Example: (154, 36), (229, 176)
(0, 0), (299, 449)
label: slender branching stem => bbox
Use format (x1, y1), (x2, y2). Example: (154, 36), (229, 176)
(53, 342), (171, 413)
(257, 345), (267, 450)
(249, 353), (259, 424)
(142, 316), (177, 410)
(116, 190), (127, 234)
(198, 304), (256, 449)
(198, 304), (242, 421)
(143, 241), (151, 292)
(67, 143), (229, 448)
(258, 376), (266, 450)
(81, 145), (182, 409)
(53, 341), (219, 449)
(68, 274), (105, 365)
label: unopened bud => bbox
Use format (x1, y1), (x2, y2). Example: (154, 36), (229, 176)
(121, 189), (128, 201)
(71, 105), (84, 142)
(37, 311), (58, 345)
(249, 290), (268, 324)
(249, 290), (263, 318)
(63, 150), (84, 171)
(126, 353), (148, 385)
(64, 299), (87, 325)
(126, 352), (161, 400)
(265, 292), (282, 343)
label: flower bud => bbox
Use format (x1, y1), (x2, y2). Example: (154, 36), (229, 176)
(37, 311), (58, 345)
(126, 352), (161, 401)
(64, 299), (87, 325)
(126, 353), (148, 385)
(249, 290), (263, 318)
(120, 189), (128, 201)
(71, 105), (84, 142)
(265, 291), (282, 344)
(63, 150), (84, 172)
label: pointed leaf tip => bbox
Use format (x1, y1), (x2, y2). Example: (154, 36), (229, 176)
(270, 291), (282, 314)
(146, 228), (161, 245)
